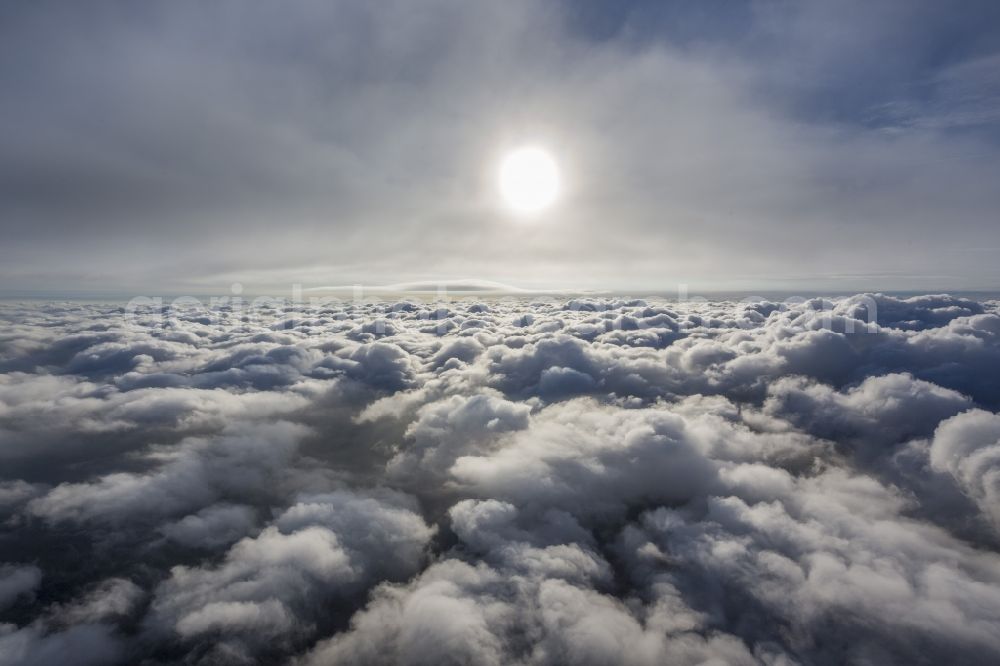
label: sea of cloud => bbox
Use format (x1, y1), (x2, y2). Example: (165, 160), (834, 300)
(2, 292), (1000, 664)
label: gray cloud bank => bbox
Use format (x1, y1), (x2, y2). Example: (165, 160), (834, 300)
(2, 0), (1000, 292)
(3, 293), (1000, 664)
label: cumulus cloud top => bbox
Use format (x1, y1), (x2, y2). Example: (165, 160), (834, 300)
(2, 293), (1000, 664)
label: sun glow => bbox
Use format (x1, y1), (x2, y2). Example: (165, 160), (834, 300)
(498, 146), (560, 215)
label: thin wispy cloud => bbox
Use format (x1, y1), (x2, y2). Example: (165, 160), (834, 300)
(1, 0), (999, 292)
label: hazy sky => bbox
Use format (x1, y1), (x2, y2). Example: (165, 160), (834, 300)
(2, 0), (1000, 294)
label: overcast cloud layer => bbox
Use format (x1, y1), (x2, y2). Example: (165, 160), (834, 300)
(2, 293), (1000, 664)
(2, 0), (1000, 293)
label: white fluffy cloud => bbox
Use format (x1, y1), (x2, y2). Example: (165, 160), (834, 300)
(2, 293), (1000, 664)
(450, 399), (719, 520)
(28, 421), (310, 525)
(931, 409), (1000, 528)
(148, 489), (434, 660)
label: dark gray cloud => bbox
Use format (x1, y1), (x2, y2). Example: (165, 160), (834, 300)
(0, 565), (42, 612)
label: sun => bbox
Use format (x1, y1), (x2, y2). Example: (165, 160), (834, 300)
(498, 146), (560, 214)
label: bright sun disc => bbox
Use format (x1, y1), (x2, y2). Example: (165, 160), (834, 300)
(499, 147), (560, 214)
